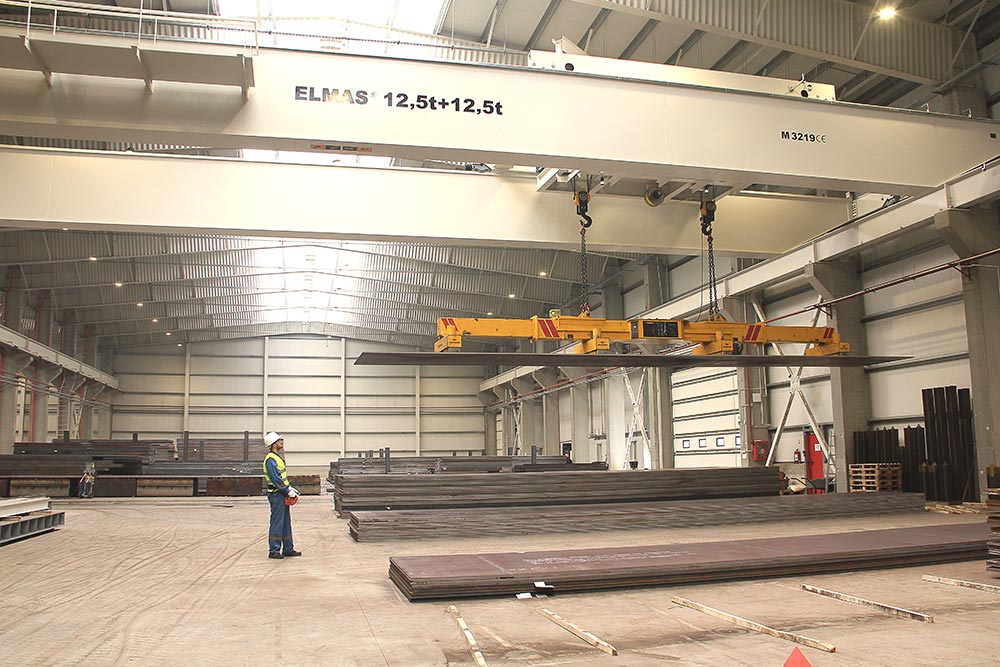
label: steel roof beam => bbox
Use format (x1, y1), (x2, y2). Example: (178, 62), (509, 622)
(569, 0), (960, 84)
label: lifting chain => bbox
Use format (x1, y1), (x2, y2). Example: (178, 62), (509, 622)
(575, 190), (593, 315)
(700, 197), (719, 320)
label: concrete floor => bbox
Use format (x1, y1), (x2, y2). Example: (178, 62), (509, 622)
(1, 497), (998, 667)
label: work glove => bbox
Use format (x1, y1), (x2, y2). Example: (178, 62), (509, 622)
(287, 487), (299, 498)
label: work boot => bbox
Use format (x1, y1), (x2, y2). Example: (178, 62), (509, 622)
(268, 552), (283, 560)
(283, 549), (302, 557)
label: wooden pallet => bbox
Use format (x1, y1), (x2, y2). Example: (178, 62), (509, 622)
(850, 463), (901, 492)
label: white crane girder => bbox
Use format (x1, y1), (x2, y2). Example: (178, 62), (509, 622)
(0, 30), (998, 195)
(0, 146), (850, 254)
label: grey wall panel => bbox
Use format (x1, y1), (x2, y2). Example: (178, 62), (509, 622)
(113, 354), (186, 374)
(191, 356), (264, 375)
(189, 376), (264, 394)
(268, 357), (342, 376)
(346, 377), (415, 396)
(113, 393), (185, 408)
(267, 337), (342, 357)
(420, 414), (483, 432)
(189, 394), (263, 408)
(116, 373), (185, 394)
(265, 376), (339, 395)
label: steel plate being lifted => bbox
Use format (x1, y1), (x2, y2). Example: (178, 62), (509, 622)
(354, 352), (907, 368)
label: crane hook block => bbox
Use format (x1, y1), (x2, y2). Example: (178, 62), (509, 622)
(575, 190), (593, 228)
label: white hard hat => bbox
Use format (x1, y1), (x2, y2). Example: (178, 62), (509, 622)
(264, 431), (283, 447)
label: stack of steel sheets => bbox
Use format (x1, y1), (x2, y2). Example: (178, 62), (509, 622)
(328, 455), (569, 481)
(988, 489), (1000, 576)
(334, 467), (779, 515)
(389, 523), (989, 601)
(349, 492), (926, 542)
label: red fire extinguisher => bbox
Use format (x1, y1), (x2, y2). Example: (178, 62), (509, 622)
(793, 448), (802, 463)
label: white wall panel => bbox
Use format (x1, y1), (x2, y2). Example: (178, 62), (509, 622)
(675, 452), (742, 468)
(866, 303), (968, 358)
(111, 335), (485, 467)
(869, 359), (971, 421)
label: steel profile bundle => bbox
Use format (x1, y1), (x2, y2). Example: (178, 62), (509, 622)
(334, 467), (780, 515)
(388, 523), (989, 601)
(921, 386), (977, 503)
(0, 496), (65, 546)
(348, 492), (927, 542)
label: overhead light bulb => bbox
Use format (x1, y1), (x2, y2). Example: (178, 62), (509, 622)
(88, 256), (97, 261)
(487, 311), (494, 316)
(136, 302), (143, 307)
(165, 332), (171, 336)
(508, 293), (516, 298)
(177, 343), (183, 347)
(114, 282), (123, 287)
(152, 318), (158, 323)
(538, 271), (548, 277)
(878, 6), (896, 19)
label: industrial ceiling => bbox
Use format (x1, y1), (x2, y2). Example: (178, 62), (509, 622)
(1, 0), (998, 351)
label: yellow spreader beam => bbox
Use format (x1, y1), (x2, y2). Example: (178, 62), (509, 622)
(435, 313), (849, 356)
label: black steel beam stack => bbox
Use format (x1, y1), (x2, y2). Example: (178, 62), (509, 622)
(922, 386), (977, 503)
(852, 427), (924, 493)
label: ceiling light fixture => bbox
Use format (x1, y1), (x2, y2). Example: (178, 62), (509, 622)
(538, 271), (547, 277)
(878, 6), (896, 19)
(165, 332), (171, 336)
(508, 293), (516, 298)
(177, 343), (183, 347)
(152, 318), (158, 323)
(487, 311), (494, 316)
(137, 302), (144, 307)
(88, 256), (97, 261)
(114, 282), (123, 287)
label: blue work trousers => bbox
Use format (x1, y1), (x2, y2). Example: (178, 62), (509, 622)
(267, 491), (294, 555)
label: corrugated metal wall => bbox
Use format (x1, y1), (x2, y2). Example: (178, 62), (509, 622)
(671, 366), (742, 468)
(110, 335), (485, 468)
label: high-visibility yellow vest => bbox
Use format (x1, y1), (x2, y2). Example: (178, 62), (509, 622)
(263, 451), (289, 493)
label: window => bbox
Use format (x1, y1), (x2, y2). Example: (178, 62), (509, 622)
(682, 439), (691, 449)
(735, 435), (742, 447)
(698, 438), (707, 448)
(716, 436), (726, 448)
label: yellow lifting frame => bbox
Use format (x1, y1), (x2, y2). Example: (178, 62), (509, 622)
(435, 313), (849, 356)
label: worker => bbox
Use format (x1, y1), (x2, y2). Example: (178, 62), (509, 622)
(564, 452), (573, 464)
(263, 431), (301, 560)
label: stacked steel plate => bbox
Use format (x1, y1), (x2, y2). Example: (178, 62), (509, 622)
(389, 522), (989, 600)
(349, 492), (926, 542)
(989, 489), (1000, 576)
(328, 455), (570, 481)
(334, 467), (779, 515)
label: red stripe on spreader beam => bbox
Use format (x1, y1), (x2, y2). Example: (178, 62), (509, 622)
(540, 319), (558, 337)
(825, 327), (834, 339)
